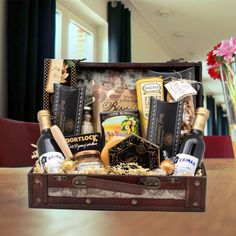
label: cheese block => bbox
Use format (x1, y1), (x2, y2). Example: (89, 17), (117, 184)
(136, 77), (164, 138)
(101, 136), (125, 167)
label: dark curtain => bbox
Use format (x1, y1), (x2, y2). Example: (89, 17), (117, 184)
(206, 95), (217, 135)
(107, 1), (131, 62)
(222, 110), (230, 135)
(200, 85), (204, 107)
(7, 0), (55, 122)
(216, 104), (223, 135)
(217, 104), (230, 135)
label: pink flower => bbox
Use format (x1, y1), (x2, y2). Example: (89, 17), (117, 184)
(232, 37), (236, 55)
(213, 37), (236, 60)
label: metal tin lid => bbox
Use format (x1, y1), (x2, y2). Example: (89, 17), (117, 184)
(74, 150), (101, 159)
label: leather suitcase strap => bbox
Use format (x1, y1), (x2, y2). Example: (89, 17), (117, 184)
(87, 177), (145, 195)
(72, 176), (145, 195)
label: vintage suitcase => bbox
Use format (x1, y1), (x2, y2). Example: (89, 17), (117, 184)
(28, 61), (206, 212)
(28, 164), (206, 211)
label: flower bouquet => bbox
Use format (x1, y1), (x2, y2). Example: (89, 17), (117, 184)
(207, 37), (236, 128)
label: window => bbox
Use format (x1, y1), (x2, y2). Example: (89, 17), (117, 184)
(68, 20), (93, 61)
(55, 1), (108, 62)
(55, 2), (96, 61)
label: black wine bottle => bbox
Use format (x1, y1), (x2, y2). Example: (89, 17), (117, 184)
(174, 107), (209, 176)
(37, 110), (65, 172)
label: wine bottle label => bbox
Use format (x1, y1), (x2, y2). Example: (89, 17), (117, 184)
(39, 152), (65, 173)
(77, 161), (103, 171)
(173, 153), (198, 176)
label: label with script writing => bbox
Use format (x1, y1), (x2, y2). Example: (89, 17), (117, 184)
(91, 70), (143, 132)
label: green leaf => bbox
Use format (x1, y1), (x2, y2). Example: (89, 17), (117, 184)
(121, 120), (128, 126)
(122, 126), (127, 131)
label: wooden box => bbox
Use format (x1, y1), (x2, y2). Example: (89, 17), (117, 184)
(28, 61), (206, 212)
(28, 164), (206, 211)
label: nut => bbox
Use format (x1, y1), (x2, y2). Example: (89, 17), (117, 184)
(85, 198), (91, 205)
(35, 197), (41, 203)
(131, 199), (138, 205)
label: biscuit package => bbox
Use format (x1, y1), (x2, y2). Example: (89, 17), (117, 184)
(88, 70), (144, 131)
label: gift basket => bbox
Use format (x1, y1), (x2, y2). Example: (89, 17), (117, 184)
(28, 61), (208, 212)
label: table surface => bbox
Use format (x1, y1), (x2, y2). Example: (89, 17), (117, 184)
(1, 159), (236, 236)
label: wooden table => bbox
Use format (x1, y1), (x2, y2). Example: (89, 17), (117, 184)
(1, 159), (236, 236)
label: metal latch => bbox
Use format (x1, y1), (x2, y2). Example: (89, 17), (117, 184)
(72, 176), (87, 188)
(140, 177), (161, 189)
(53, 175), (67, 181)
(166, 177), (181, 184)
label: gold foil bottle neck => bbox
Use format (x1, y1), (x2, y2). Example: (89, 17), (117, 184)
(193, 107), (210, 132)
(37, 109), (52, 131)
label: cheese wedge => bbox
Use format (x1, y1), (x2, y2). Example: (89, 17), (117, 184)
(101, 136), (125, 167)
(136, 77), (164, 138)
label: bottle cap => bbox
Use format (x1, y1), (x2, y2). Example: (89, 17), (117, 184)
(195, 107), (210, 119)
(37, 109), (51, 121)
(37, 109), (52, 131)
(193, 107), (210, 132)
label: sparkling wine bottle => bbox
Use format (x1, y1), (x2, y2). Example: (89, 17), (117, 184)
(37, 110), (65, 173)
(174, 107), (210, 176)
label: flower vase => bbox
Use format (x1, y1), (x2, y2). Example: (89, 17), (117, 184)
(220, 65), (236, 144)
(206, 36), (236, 157)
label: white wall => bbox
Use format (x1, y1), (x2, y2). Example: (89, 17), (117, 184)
(127, 1), (173, 62)
(0, 0), (6, 117)
(81, 0), (172, 62)
(81, 0), (108, 62)
(131, 20), (171, 62)
(81, 0), (107, 21)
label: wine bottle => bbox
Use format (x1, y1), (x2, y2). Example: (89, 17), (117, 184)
(37, 110), (65, 173)
(174, 107), (209, 176)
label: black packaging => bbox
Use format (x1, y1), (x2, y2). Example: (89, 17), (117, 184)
(109, 134), (160, 170)
(147, 97), (183, 161)
(65, 132), (101, 154)
(52, 84), (85, 136)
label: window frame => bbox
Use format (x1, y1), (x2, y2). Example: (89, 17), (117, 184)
(56, 1), (97, 61)
(68, 19), (94, 61)
(55, 9), (62, 59)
